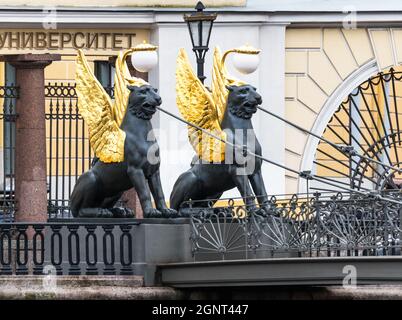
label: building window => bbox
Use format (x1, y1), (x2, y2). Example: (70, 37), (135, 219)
(94, 59), (148, 97)
(94, 61), (115, 92)
(3, 62), (15, 178)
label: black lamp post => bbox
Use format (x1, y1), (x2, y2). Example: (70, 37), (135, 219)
(184, 1), (217, 84)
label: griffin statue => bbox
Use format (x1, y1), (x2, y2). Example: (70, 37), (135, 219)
(170, 46), (270, 216)
(70, 46), (177, 218)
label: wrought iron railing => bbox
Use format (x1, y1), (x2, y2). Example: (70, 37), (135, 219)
(45, 83), (114, 219)
(0, 221), (137, 275)
(45, 82), (88, 219)
(0, 82), (117, 220)
(0, 85), (19, 222)
(316, 69), (402, 191)
(188, 191), (402, 260)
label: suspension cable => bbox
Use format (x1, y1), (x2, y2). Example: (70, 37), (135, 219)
(156, 106), (402, 205)
(256, 106), (402, 175)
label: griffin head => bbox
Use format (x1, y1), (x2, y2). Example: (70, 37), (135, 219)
(226, 84), (262, 119)
(127, 85), (162, 120)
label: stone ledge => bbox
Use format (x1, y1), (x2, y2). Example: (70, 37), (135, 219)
(2, 276), (402, 300)
(49, 217), (191, 224)
(323, 286), (402, 300)
(0, 275), (183, 300)
(0, 53), (61, 62)
(187, 285), (402, 300)
(0, 275), (144, 288)
(0, 285), (182, 300)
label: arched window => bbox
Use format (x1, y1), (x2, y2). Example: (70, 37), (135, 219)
(312, 66), (402, 191)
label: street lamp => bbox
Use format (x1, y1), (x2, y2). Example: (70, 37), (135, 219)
(130, 41), (158, 73)
(184, 1), (217, 84)
(223, 44), (261, 75)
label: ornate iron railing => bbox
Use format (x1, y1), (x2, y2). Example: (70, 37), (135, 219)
(0, 82), (119, 220)
(45, 82), (86, 218)
(45, 83), (114, 219)
(188, 191), (402, 260)
(0, 221), (137, 275)
(316, 69), (402, 191)
(0, 85), (19, 222)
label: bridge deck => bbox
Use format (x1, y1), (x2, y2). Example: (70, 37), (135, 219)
(158, 256), (402, 287)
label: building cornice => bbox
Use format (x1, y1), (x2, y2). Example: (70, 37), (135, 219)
(0, 8), (401, 28)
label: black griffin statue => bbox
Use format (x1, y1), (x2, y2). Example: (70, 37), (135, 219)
(170, 48), (269, 215)
(70, 49), (176, 218)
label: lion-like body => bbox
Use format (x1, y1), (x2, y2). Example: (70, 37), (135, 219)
(70, 85), (176, 218)
(170, 85), (270, 214)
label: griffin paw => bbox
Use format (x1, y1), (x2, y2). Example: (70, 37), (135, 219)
(143, 208), (163, 218)
(78, 208), (113, 218)
(248, 206), (268, 217)
(111, 207), (135, 218)
(159, 208), (178, 218)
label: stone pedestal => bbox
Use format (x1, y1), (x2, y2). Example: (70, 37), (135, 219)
(132, 219), (192, 285)
(1, 54), (61, 222)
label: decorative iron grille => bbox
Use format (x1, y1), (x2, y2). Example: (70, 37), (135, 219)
(0, 221), (136, 275)
(45, 82), (91, 218)
(45, 83), (114, 218)
(0, 85), (19, 222)
(189, 192), (402, 260)
(316, 69), (402, 191)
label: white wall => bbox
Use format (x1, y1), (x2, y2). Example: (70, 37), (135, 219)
(150, 24), (195, 201)
(150, 21), (286, 200)
(258, 24), (286, 196)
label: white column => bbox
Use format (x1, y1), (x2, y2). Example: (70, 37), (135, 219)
(149, 21), (287, 199)
(149, 24), (196, 198)
(257, 24), (287, 195)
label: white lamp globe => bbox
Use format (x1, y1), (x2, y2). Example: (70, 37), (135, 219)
(131, 50), (158, 73)
(232, 53), (260, 75)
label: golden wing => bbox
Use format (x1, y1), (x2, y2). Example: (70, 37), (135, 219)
(212, 46), (247, 123)
(211, 46), (228, 124)
(113, 48), (148, 126)
(176, 48), (226, 162)
(75, 49), (126, 163)
(112, 49), (132, 126)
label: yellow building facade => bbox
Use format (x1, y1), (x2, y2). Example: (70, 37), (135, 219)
(0, 1), (400, 206)
(0, 29), (150, 202)
(285, 27), (402, 193)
